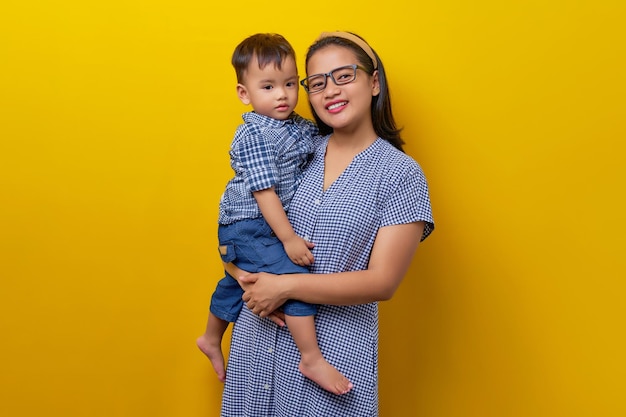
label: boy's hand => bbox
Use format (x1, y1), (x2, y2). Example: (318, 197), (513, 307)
(283, 235), (314, 266)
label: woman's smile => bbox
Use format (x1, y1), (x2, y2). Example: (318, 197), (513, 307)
(326, 100), (347, 112)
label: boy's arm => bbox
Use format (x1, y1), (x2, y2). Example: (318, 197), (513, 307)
(253, 188), (314, 266)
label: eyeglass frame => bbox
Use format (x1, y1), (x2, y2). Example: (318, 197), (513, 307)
(300, 64), (370, 94)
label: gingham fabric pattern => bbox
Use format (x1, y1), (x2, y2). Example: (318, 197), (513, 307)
(218, 112), (317, 225)
(221, 137), (434, 417)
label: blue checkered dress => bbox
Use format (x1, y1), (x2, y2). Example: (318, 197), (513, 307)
(221, 137), (434, 417)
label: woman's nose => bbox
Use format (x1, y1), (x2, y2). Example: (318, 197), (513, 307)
(322, 80), (340, 96)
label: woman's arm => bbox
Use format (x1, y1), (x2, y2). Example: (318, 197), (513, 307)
(233, 221), (425, 317)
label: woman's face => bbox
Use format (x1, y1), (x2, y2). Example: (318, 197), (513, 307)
(306, 45), (379, 133)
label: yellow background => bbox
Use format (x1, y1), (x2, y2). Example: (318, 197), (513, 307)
(1, 1), (624, 416)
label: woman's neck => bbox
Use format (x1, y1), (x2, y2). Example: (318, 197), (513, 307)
(322, 127), (378, 192)
(328, 127), (378, 154)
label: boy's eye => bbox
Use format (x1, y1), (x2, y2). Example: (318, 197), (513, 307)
(262, 85), (273, 90)
(286, 82), (296, 87)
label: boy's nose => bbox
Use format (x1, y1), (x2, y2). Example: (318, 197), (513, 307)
(276, 87), (287, 98)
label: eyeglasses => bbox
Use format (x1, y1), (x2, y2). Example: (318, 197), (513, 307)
(300, 64), (369, 94)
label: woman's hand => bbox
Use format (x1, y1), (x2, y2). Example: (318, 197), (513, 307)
(223, 262), (289, 327)
(266, 310), (286, 327)
(240, 272), (290, 318)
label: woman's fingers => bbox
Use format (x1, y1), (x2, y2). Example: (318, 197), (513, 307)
(243, 293), (264, 316)
(238, 273), (258, 284)
(267, 311), (285, 327)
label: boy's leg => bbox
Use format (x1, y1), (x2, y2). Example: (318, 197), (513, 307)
(196, 312), (230, 382)
(197, 270), (243, 382)
(228, 219), (353, 392)
(285, 314), (353, 395)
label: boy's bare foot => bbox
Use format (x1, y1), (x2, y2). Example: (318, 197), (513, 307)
(299, 357), (353, 395)
(196, 334), (226, 382)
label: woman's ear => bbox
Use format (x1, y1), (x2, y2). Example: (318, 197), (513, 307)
(236, 84), (251, 105)
(371, 70), (380, 97)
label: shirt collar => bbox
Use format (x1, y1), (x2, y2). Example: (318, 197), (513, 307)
(243, 111), (295, 127)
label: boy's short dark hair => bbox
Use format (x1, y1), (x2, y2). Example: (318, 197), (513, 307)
(232, 33), (296, 83)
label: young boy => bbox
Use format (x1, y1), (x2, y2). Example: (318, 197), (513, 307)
(196, 33), (352, 395)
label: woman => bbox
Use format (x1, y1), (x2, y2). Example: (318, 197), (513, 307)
(220, 31), (434, 416)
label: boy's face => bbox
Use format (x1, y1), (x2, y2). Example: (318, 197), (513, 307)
(236, 55), (299, 120)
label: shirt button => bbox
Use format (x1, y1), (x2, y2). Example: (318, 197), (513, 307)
(267, 348), (273, 354)
(314, 199), (321, 205)
(263, 384), (270, 390)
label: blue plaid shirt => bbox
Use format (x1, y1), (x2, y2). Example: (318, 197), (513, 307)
(218, 112), (318, 225)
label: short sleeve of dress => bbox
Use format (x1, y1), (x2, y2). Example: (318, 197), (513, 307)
(380, 162), (435, 241)
(235, 124), (277, 193)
